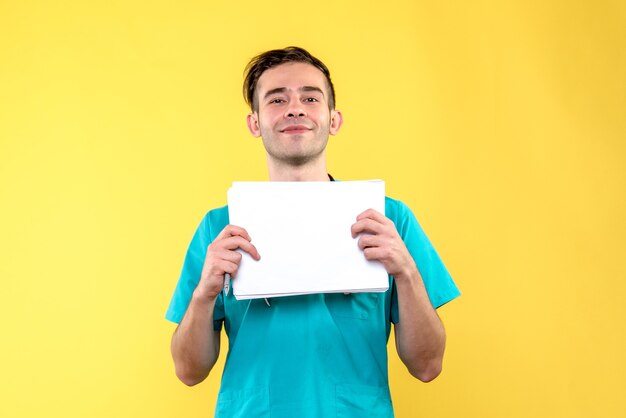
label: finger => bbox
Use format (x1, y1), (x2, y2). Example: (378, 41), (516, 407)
(362, 246), (387, 262)
(227, 263), (240, 279)
(215, 259), (243, 279)
(217, 236), (260, 259)
(215, 224), (252, 242)
(228, 238), (261, 260)
(356, 208), (389, 224)
(209, 259), (239, 279)
(218, 249), (243, 264)
(351, 218), (385, 238)
(241, 241), (261, 260)
(357, 234), (381, 250)
(220, 240), (261, 263)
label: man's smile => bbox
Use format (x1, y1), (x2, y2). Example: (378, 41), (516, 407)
(280, 124), (312, 134)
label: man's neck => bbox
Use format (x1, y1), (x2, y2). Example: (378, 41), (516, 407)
(267, 157), (331, 182)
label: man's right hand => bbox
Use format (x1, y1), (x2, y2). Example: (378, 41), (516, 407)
(172, 224), (258, 385)
(193, 225), (260, 302)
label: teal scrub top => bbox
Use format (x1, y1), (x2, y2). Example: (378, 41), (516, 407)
(166, 196), (460, 418)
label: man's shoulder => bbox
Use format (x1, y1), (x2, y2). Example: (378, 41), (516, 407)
(205, 204), (229, 218)
(384, 195), (412, 221)
(196, 205), (230, 239)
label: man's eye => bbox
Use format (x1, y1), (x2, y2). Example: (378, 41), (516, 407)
(269, 98), (285, 104)
(304, 97), (319, 102)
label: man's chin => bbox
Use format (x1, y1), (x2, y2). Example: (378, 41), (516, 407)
(269, 151), (325, 167)
(281, 155), (316, 167)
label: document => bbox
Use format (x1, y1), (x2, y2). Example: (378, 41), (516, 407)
(227, 180), (389, 300)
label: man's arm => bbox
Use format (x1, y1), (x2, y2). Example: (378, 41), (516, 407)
(393, 269), (446, 382)
(351, 209), (446, 382)
(171, 294), (221, 386)
(170, 225), (260, 386)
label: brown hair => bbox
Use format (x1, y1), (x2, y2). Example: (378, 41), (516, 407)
(243, 46), (336, 111)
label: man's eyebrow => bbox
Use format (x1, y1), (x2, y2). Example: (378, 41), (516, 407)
(300, 86), (325, 95)
(263, 87), (287, 99)
(263, 86), (325, 99)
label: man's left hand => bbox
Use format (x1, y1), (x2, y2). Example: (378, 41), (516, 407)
(351, 208), (416, 281)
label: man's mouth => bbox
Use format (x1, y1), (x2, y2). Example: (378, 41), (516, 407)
(280, 125), (311, 134)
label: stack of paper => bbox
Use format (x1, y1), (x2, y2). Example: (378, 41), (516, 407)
(227, 180), (389, 300)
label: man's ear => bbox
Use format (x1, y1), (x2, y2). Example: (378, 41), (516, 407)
(329, 110), (343, 135)
(247, 112), (261, 137)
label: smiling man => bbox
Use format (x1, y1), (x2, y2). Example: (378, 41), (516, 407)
(166, 46), (460, 417)
(248, 60), (342, 178)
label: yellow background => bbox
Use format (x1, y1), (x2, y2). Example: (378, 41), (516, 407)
(1, 1), (625, 417)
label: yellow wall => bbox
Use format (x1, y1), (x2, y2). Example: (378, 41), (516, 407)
(1, 1), (625, 417)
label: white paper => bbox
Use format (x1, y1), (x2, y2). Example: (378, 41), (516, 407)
(227, 180), (388, 300)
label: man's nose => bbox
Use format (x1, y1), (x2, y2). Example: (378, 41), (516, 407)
(285, 103), (306, 118)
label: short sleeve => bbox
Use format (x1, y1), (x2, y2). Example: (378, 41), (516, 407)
(165, 211), (226, 331)
(386, 198), (460, 324)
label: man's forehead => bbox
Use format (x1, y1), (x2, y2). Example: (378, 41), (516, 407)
(256, 62), (328, 93)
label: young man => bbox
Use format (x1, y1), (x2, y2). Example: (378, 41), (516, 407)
(166, 47), (460, 417)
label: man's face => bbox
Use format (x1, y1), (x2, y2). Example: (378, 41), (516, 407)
(247, 62), (342, 167)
